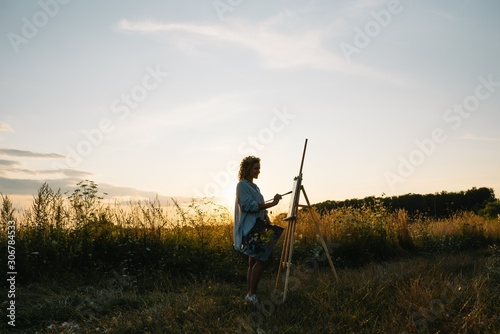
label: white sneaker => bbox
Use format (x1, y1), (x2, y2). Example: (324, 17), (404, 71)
(245, 294), (259, 306)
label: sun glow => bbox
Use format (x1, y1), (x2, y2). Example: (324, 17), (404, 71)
(217, 180), (237, 212)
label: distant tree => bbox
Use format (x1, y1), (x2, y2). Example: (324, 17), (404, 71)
(479, 201), (500, 219)
(465, 187), (495, 212)
(313, 187), (496, 219)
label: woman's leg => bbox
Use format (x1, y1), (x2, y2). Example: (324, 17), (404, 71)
(247, 257), (256, 294)
(247, 257), (266, 296)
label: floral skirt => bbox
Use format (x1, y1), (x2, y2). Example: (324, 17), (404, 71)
(241, 218), (284, 262)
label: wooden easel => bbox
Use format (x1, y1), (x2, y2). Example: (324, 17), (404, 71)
(274, 139), (339, 302)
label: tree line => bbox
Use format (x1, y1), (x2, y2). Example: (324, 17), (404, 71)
(313, 187), (500, 219)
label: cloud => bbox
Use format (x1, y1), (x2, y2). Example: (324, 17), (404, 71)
(58, 169), (94, 178)
(344, 0), (390, 12)
(0, 153), (92, 181)
(0, 159), (18, 167)
(0, 148), (65, 159)
(0, 176), (191, 207)
(0, 123), (14, 132)
(116, 15), (402, 83)
(12, 168), (93, 178)
(0, 159), (32, 176)
(0, 177), (92, 196)
(0, 149), (75, 178)
(461, 134), (500, 142)
(0, 177), (68, 195)
(117, 18), (337, 70)
(0, 153), (173, 202)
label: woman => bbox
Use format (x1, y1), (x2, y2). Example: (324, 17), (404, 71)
(234, 156), (282, 306)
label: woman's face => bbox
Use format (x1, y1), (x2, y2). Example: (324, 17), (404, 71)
(248, 162), (260, 180)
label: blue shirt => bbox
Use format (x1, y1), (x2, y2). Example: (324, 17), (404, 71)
(233, 179), (267, 250)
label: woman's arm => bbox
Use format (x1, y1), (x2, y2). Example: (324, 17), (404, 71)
(258, 193), (282, 210)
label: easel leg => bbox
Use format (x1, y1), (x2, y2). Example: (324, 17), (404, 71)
(275, 220), (292, 289)
(282, 218), (296, 302)
(275, 218), (298, 302)
(302, 187), (339, 284)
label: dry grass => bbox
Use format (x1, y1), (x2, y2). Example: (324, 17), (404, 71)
(11, 248), (500, 333)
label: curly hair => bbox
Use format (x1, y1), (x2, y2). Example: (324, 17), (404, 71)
(238, 156), (260, 181)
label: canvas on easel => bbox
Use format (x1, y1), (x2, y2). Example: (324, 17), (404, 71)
(275, 139), (339, 302)
(285, 176), (302, 221)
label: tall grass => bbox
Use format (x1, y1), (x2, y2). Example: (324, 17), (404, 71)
(2, 181), (240, 282)
(1, 181), (500, 281)
(288, 199), (500, 267)
(2, 182), (500, 332)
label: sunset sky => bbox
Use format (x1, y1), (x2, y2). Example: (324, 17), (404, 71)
(1, 0), (499, 211)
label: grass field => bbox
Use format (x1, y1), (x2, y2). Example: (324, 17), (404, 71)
(13, 248), (500, 333)
(2, 182), (500, 333)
